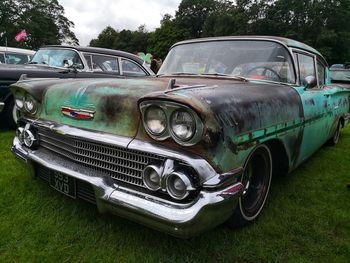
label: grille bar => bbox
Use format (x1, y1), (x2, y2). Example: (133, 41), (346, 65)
(38, 129), (165, 188)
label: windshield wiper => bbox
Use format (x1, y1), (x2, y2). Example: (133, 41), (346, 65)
(200, 73), (230, 77)
(157, 72), (199, 77)
(27, 61), (38, 64)
(200, 73), (248, 81)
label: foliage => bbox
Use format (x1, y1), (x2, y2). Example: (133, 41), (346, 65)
(90, 0), (350, 64)
(90, 25), (151, 55)
(0, 125), (349, 262)
(0, 0), (78, 49)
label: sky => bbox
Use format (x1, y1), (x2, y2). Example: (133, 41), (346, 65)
(57, 0), (182, 46)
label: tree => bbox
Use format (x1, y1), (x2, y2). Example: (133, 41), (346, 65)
(0, 0), (78, 49)
(149, 14), (189, 58)
(90, 26), (118, 48)
(175, 0), (218, 38)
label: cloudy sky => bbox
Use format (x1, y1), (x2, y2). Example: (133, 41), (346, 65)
(57, 0), (182, 46)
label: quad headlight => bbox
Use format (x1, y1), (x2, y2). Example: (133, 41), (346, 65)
(14, 91), (38, 115)
(170, 109), (195, 141)
(140, 101), (204, 146)
(144, 106), (167, 136)
(24, 94), (38, 114)
(15, 97), (24, 110)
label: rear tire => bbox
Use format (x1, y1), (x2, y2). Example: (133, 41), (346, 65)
(228, 144), (272, 227)
(327, 121), (341, 146)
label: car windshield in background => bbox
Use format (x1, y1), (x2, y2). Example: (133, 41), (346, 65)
(159, 40), (296, 84)
(31, 48), (83, 69)
(330, 70), (350, 83)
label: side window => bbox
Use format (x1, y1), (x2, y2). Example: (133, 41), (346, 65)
(4, 53), (30, 64)
(89, 54), (119, 73)
(317, 60), (325, 86)
(121, 59), (146, 76)
(84, 54), (93, 70)
(0, 53), (5, 63)
(297, 53), (316, 85)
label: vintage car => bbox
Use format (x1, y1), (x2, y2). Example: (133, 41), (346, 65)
(0, 46), (35, 65)
(10, 36), (350, 238)
(0, 45), (154, 128)
(330, 68), (350, 84)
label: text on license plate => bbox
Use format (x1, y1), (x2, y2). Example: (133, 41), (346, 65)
(49, 171), (76, 198)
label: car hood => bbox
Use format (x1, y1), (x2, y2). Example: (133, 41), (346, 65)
(34, 78), (171, 138)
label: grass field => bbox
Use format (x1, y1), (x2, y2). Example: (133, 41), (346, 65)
(0, 126), (349, 263)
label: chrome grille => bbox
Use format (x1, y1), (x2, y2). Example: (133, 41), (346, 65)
(37, 129), (165, 188)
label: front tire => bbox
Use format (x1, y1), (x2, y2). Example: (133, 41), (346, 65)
(3, 99), (19, 129)
(228, 144), (272, 227)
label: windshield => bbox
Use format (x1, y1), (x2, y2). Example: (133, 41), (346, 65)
(330, 70), (350, 82)
(158, 40), (296, 84)
(31, 48), (83, 69)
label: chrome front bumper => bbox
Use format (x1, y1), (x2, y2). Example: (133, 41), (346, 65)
(0, 102), (4, 113)
(12, 135), (243, 238)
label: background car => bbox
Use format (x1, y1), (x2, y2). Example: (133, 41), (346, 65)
(0, 46), (35, 65)
(330, 68), (350, 84)
(0, 45), (154, 128)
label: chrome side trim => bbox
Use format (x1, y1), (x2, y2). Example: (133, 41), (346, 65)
(0, 102), (4, 113)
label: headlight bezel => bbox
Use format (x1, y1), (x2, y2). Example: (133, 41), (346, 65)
(139, 100), (204, 146)
(166, 172), (195, 200)
(13, 90), (39, 116)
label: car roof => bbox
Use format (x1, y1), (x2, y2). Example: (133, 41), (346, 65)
(173, 36), (323, 57)
(42, 45), (144, 65)
(0, 46), (35, 55)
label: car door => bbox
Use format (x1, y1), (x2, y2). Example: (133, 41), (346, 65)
(294, 52), (333, 164)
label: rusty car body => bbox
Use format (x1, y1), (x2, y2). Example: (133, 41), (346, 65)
(11, 36), (350, 238)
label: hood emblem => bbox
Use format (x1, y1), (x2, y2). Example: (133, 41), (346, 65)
(61, 106), (95, 120)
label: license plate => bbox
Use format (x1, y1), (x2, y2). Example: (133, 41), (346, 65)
(49, 171), (76, 198)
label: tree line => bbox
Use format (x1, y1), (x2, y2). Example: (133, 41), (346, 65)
(90, 0), (350, 64)
(1, 0), (349, 64)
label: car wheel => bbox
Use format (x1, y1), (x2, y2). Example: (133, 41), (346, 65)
(327, 121), (341, 146)
(4, 99), (19, 129)
(228, 144), (272, 227)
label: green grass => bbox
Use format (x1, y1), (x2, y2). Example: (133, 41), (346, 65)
(0, 126), (350, 263)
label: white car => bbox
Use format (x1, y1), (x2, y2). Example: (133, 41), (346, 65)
(0, 46), (35, 64)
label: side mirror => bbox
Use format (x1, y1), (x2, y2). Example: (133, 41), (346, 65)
(63, 59), (73, 68)
(302, 75), (317, 89)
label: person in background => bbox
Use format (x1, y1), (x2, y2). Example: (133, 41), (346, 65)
(150, 53), (162, 74)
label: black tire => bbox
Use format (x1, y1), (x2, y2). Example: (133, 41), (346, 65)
(228, 144), (272, 227)
(327, 121), (341, 146)
(3, 99), (19, 129)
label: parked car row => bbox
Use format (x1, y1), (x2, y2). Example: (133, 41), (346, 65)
(0, 45), (154, 127)
(7, 36), (350, 238)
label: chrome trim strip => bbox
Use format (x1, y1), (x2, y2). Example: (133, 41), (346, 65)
(0, 102), (4, 113)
